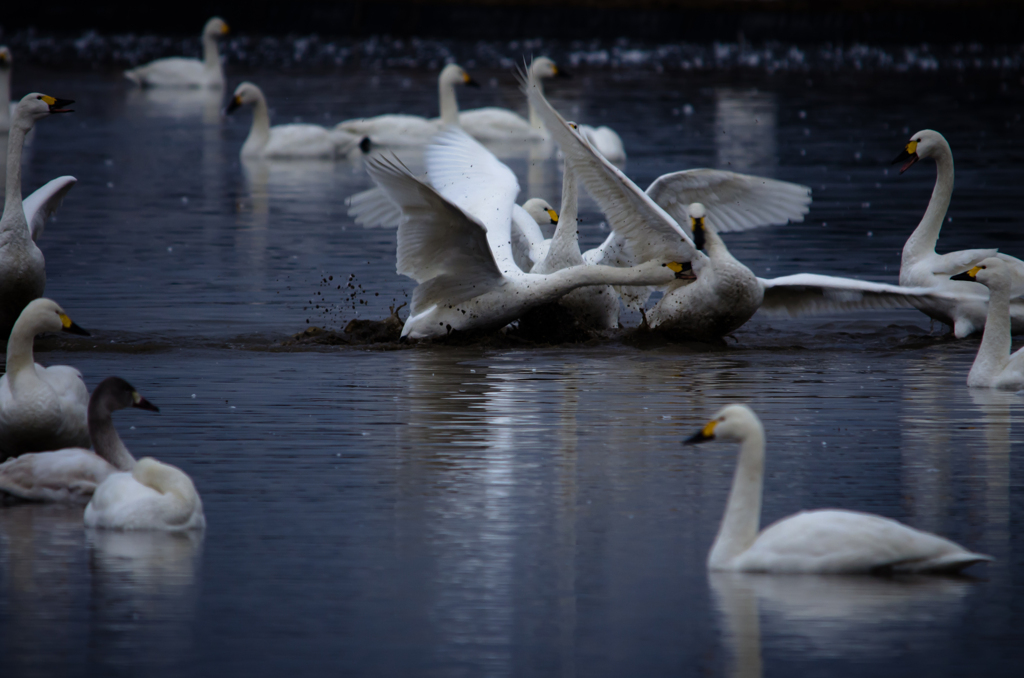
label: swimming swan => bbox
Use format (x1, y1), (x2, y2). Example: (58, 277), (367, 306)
(685, 404), (991, 574)
(85, 457), (205, 532)
(951, 258), (1024, 388)
(893, 129), (1024, 337)
(459, 57), (568, 142)
(0, 298), (90, 458)
(225, 82), (369, 159)
(364, 128), (687, 339)
(124, 17), (229, 88)
(0, 377), (158, 502)
(1, 94), (76, 339)
(335, 64), (479, 146)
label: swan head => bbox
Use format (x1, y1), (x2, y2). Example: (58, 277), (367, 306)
(522, 198), (558, 225)
(225, 82), (264, 114)
(440, 63), (479, 89)
(12, 298), (90, 338)
(684, 404), (763, 445)
(12, 93), (74, 130)
(688, 202), (708, 250)
(0, 47), (10, 70)
(203, 17), (229, 38)
(531, 57), (570, 80)
(91, 376), (160, 420)
(951, 257), (1014, 292)
(892, 129), (947, 173)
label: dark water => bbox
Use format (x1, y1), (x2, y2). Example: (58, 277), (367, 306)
(1, 65), (1024, 677)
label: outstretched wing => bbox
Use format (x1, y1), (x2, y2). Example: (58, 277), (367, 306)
(346, 185), (404, 228)
(23, 176), (77, 241)
(518, 66), (698, 265)
(645, 169), (811, 233)
(759, 273), (953, 316)
(365, 155), (504, 312)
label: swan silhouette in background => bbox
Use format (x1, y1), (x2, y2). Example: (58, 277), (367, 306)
(0, 377), (159, 503)
(952, 258), (1024, 388)
(0, 299), (91, 459)
(1, 93), (76, 339)
(685, 404), (991, 573)
(85, 457), (205, 532)
(124, 17), (229, 88)
(893, 129), (1024, 336)
(459, 57), (568, 142)
(225, 82), (369, 159)
(335, 63), (479, 146)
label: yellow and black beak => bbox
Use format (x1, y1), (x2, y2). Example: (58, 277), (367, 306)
(892, 140), (919, 174)
(58, 312), (90, 336)
(0, 52), (9, 68)
(951, 266), (981, 282)
(462, 73), (481, 89)
(665, 261), (695, 280)
(546, 208), (558, 225)
(684, 419), (718, 445)
(221, 23), (230, 35)
(41, 95), (74, 113)
(131, 391), (160, 412)
(691, 216), (706, 250)
(553, 65), (572, 79)
(225, 94), (243, 114)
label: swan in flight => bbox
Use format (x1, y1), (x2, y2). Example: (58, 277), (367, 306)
(1, 93), (76, 339)
(335, 64), (479, 146)
(0, 377), (158, 503)
(124, 17), (229, 88)
(0, 298), (90, 458)
(685, 404), (991, 574)
(951, 259), (1024, 388)
(893, 129), (1024, 337)
(85, 457), (206, 532)
(225, 82), (369, 159)
(364, 127), (687, 339)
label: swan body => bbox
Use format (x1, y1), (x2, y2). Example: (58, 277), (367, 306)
(580, 124), (626, 164)
(1, 94), (76, 339)
(894, 129), (1024, 337)
(951, 258), (1024, 388)
(0, 377), (159, 502)
(0, 298), (91, 458)
(226, 82), (368, 159)
(124, 18), (229, 88)
(335, 64), (478, 146)
(459, 57), (565, 142)
(85, 457), (205, 532)
(364, 127), (684, 339)
(685, 404), (991, 574)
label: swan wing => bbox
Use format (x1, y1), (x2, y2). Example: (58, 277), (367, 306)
(739, 509), (990, 574)
(0, 448), (113, 503)
(365, 154), (504, 312)
(645, 169), (811, 233)
(519, 68), (697, 264)
(758, 273), (951, 316)
(346, 186), (404, 228)
(459, 108), (536, 140)
(23, 176), (76, 242)
(579, 124), (626, 163)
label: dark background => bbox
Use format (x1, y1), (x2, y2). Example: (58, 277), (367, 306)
(4, 1), (1024, 44)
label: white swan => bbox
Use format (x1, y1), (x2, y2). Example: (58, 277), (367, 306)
(1, 93), (76, 339)
(364, 127), (687, 339)
(685, 404), (991, 574)
(225, 82), (369, 159)
(458, 57), (567, 142)
(0, 377), (158, 502)
(893, 129), (1024, 337)
(124, 17), (229, 88)
(579, 124), (626, 164)
(335, 64), (479, 146)
(85, 457), (205, 532)
(0, 298), (90, 458)
(951, 258), (1024, 388)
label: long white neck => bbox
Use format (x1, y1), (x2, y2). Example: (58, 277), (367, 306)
(538, 260), (675, 298)
(902, 143), (953, 270)
(4, 316), (40, 394)
(538, 168), (585, 272)
(241, 91), (271, 156)
(708, 426), (765, 569)
(438, 75), (460, 126)
(969, 280), (1013, 386)
(528, 72), (545, 130)
(0, 69), (10, 129)
(202, 32), (221, 72)
(2, 120), (26, 228)
(89, 408), (136, 471)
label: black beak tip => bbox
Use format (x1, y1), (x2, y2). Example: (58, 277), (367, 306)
(465, 78), (481, 89)
(557, 69), (572, 79)
(134, 398), (160, 413)
(64, 322), (91, 337)
(950, 272), (975, 282)
(683, 431), (710, 445)
(225, 99), (242, 115)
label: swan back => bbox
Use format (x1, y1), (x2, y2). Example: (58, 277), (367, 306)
(85, 458), (205, 531)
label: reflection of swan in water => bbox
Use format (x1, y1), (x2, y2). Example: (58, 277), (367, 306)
(710, 571), (973, 676)
(125, 85), (224, 124)
(88, 528), (202, 589)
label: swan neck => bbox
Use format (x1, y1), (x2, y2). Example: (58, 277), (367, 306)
(903, 145), (953, 265)
(244, 91), (271, 153)
(975, 281), (1013, 380)
(438, 76), (460, 126)
(202, 32), (221, 71)
(89, 410), (136, 471)
(2, 123), (26, 225)
(544, 261), (673, 292)
(528, 76), (545, 130)
(709, 428), (765, 569)
(0, 69), (10, 127)
(546, 167), (582, 263)
(4, 319), (39, 391)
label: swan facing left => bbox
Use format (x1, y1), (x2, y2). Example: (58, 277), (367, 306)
(952, 258), (1024, 389)
(124, 17), (229, 88)
(85, 458), (205, 532)
(0, 377), (158, 502)
(0, 298), (90, 459)
(685, 404), (991, 574)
